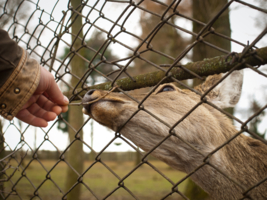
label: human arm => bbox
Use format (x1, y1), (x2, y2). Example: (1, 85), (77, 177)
(0, 29), (68, 127)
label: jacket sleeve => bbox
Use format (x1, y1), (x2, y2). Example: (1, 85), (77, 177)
(0, 29), (41, 120)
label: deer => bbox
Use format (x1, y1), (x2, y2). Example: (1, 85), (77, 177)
(81, 70), (267, 200)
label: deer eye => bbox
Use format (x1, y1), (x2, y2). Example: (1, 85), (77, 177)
(159, 85), (175, 93)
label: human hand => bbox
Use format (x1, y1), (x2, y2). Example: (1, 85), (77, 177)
(16, 67), (69, 127)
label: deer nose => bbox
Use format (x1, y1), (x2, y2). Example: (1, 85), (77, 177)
(86, 89), (96, 96)
(82, 89), (96, 102)
(82, 89), (96, 111)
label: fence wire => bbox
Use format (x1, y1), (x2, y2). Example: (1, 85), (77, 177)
(0, 0), (267, 200)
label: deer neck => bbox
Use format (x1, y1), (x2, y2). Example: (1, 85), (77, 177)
(190, 134), (267, 200)
(121, 119), (267, 200)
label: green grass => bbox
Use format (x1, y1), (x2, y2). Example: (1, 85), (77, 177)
(3, 159), (188, 200)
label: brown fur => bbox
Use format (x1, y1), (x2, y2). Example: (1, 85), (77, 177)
(82, 71), (267, 199)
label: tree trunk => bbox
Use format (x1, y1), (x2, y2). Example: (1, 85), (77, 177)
(184, 1), (231, 199)
(65, 1), (85, 199)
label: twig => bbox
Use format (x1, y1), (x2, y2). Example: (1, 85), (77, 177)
(69, 86), (118, 106)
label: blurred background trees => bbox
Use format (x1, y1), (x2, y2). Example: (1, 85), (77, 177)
(0, 0), (266, 199)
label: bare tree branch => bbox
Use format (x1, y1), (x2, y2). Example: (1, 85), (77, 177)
(67, 46), (267, 100)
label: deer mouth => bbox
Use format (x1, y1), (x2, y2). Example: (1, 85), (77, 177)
(81, 89), (131, 127)
(82, 98), (125, 116)
(82, 104), (91, 115)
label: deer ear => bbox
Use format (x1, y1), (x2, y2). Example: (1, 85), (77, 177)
(196, 71), (243, 109)
(210, 70), (243, 108)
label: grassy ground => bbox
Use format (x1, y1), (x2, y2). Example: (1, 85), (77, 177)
(3, 159), (188, 200)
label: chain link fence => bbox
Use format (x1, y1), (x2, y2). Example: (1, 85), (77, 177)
(1, 0), (267, 199)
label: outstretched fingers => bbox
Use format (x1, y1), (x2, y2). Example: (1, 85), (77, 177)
(36, 95), (63, 115)
(16, 108), (49, 127)
(38, 94), (68, 114)
(16, 95), (66, 127)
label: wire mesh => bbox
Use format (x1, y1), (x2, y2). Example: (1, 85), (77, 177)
(0, 0), (267, 199)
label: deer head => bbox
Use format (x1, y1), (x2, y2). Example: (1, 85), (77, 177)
(82, 71), (243, 172)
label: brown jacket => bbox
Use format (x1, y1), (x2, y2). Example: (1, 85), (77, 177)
(0, 29), (40, 120)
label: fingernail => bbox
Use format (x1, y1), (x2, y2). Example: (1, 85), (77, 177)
(64, 96), (69, 104)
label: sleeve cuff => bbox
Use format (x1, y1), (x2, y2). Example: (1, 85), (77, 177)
(0, 48), (41, 120)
